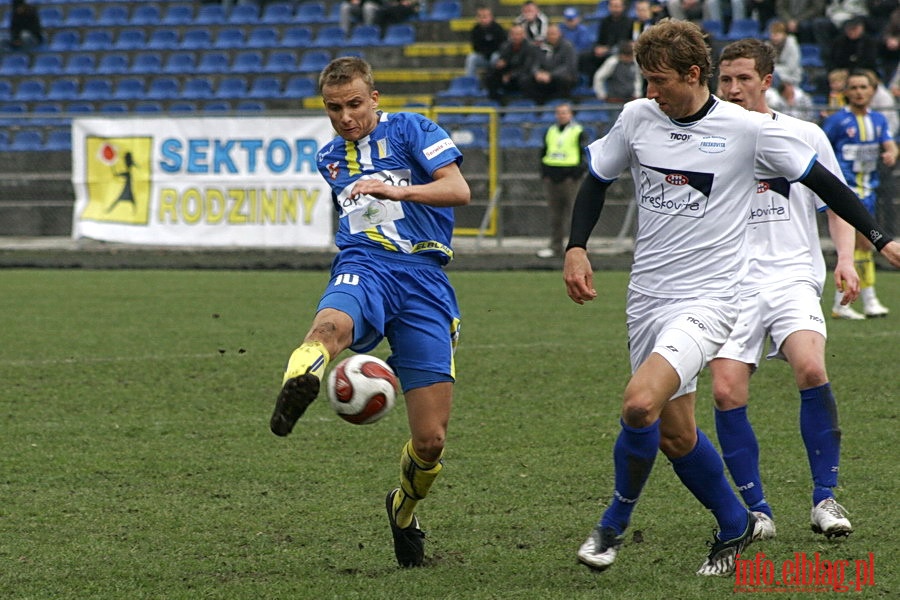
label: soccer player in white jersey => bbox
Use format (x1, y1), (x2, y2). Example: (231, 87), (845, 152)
(714, 38), (859, 545)
(563, 19), (900, 577)
(269, 57), (471, 568)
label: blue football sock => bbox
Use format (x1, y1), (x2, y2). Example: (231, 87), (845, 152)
(715, 406), (771, 518)
(600, 419), (660, 535)
(800, 383), (841, 506)
(670, 428), (749, 540)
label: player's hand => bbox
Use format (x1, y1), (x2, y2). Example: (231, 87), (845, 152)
(349, 178), (398, 202)
(881, 150), (897, 168)
(878, 240), (900, 268)
(833, 260), (860, 305)
(563, 247), (597, 304)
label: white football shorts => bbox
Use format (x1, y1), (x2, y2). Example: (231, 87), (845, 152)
(716, 280), (827, 366)
(627, 290), (739, 399)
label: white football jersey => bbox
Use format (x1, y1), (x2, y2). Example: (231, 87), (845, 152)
(743, 111), (843, 294)
(587, 98), (816, 298)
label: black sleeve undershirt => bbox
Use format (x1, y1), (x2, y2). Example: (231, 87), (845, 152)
(565, 175), (611, 250)
(800, 161), (892, 251)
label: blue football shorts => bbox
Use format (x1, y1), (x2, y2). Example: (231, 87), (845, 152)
(316, 246), (461, 392)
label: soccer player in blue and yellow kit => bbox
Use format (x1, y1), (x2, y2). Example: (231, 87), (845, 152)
(269, 57), (471, 568)
(822, 70), (899, 318)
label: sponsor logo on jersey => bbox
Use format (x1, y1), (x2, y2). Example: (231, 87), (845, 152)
(423, 138), (456, 160)
(698, 135), (726, 154)
(327, 161), (340, 180)
(665, 173), (689, 185)
(670, 132), (692, 141)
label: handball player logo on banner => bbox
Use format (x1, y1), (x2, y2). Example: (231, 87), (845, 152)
(80, 137), (153, 225)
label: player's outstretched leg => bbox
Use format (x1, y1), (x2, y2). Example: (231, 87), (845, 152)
(270, 342), (329, 436)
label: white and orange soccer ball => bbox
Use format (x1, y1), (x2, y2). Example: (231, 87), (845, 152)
(327, 354), (398, 425)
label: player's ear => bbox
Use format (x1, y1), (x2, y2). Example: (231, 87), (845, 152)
(371, 89), (380, 109)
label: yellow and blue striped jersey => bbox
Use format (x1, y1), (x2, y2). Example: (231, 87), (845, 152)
(822, 107), (893, 200)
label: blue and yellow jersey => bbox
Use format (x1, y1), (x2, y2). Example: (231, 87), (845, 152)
(822, 107), (893, 200)
(316, 111), (463, 264)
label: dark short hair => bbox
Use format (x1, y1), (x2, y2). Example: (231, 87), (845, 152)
(634, 19), (711, 81)
(718, 38), (776, 78)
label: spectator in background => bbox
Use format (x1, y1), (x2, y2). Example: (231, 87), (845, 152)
(592, 40), (643, 102)
(537, 102), (588, 259)
(774, 0), (829, 45)
(666, 0), (721, 24)
(746, 0), (777, 32)
(523, 23), (579, 104)
(515, 0), (550, 45)
(578, 0), (634, 79)
(465, 5), (506, 78)
(767, 73), (817, 120)
(829, 16), (881, 74)
(483, 24), (541, 103)
(822, 67), (849, 118)
(866, 68), (900, 135)
(340, 0), (382, 34)
(560, 7), (594, 53)
(878, 7), (900, 82)
(374, 0), (420, 34)
(9, 0), (43, 49)
(768, 19), (803, 86)
(633, 0), (659, 33)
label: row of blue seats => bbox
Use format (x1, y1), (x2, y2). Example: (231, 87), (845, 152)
(22, 23), (414, 54)
(1, 128), (72, 152)
(2, 48), (355, 77)
(1, 73), (319, 103)
(29, 1), (461, 28)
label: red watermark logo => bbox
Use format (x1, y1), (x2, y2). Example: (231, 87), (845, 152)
(734, 552), (875, 593)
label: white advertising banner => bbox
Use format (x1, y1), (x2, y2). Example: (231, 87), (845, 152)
(71, 116), (335, 248)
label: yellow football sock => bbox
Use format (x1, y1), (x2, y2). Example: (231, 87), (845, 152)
(282, 341), (330, 385)
(854, 249), (875, 289)
(392, 440), (443, 528)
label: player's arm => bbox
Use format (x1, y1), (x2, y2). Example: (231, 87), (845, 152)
(563, 175), (611, 304)
(881, 139), (898, 168)
(349, 162), (471, 207)
(825, 209), (860, 304)
(800, 161), (900, 267)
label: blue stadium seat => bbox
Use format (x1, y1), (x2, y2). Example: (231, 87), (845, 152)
(217, 77), (249, 98)
(247, 26), (280, 48)
(38, 6), (64, 28)
(13, 79), (46, 102)
(311, 26), (346, 48)
(65, 102), (95, 115)
(115, 29), (147, 51)
(132, 4), (164, 26)
(195, 4), (227, 25)
(214, 27), (245, 49)
(64, 6), (95, 27)
(32, 53), (64, 75)
(134, 102), (163, 114)
(284, 76), (316, 98)
(347, 25), (381, 47)
(0, 102), (27, 126)
(800, 44), (824, 68)
(32, 103), (64, 126)
(81, 30), (114, 51)
(296, 1), (328, 23)
(449, 125), (488, 148)
(261, 2), (295, 24)
(423, 1), (461, 21)
(148, 29), (180, 51)
(232, 51), (265, 74)
(147, 78), (182, 101)
(283, 26), (313, 47)
(701, 20), (724, 39)
(248, 76), (283, 99)
(500, 126), (528, 146)
(1, 54), (30, 75)
(435, 76), (485, 100)
(160, 4), (193, 26)
(263, 51), (296, 73)
(47, 78), (80, 102)
(725, 18), (761, 40)
(236, 100), (266, 112)
(10, 130), (44, 152)
(164, 52), (197, 74)
(64, 54), (96, 76)
(297, 50), (331, 72)
(49, 30), (80, 52)
(99, 102), (129, 114)
(79, 78), (114, 101)
(97, 5), (129, 27)
(197, 51), (231, 74)
(182, 29), (212, 50)
(98, 53), (130, 75)
(113, 77), (145, 101)
(182, 78), (215, 100)
(169, 101), (198, 113)
(203, 100), (232, 112)
(229, 3), (259, 25)
(45, 129), (72, 151)
(131, 53), (163, 74)
(0, 81), (12, 100)
(383, 24), (415, 46)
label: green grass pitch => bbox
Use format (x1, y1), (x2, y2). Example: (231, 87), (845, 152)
(1, 269), (896, 599)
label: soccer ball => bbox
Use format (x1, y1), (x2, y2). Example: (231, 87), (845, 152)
(327, 354), (398, 425)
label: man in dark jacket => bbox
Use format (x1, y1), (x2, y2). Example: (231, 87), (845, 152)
(465, 4), (506, 78)
(523, 24), (580, 104)
(483, 24), (541, 103)
(10, 0), (43, 48)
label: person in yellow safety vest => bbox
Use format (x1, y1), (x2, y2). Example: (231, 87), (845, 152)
(537, 102), (589, 258)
